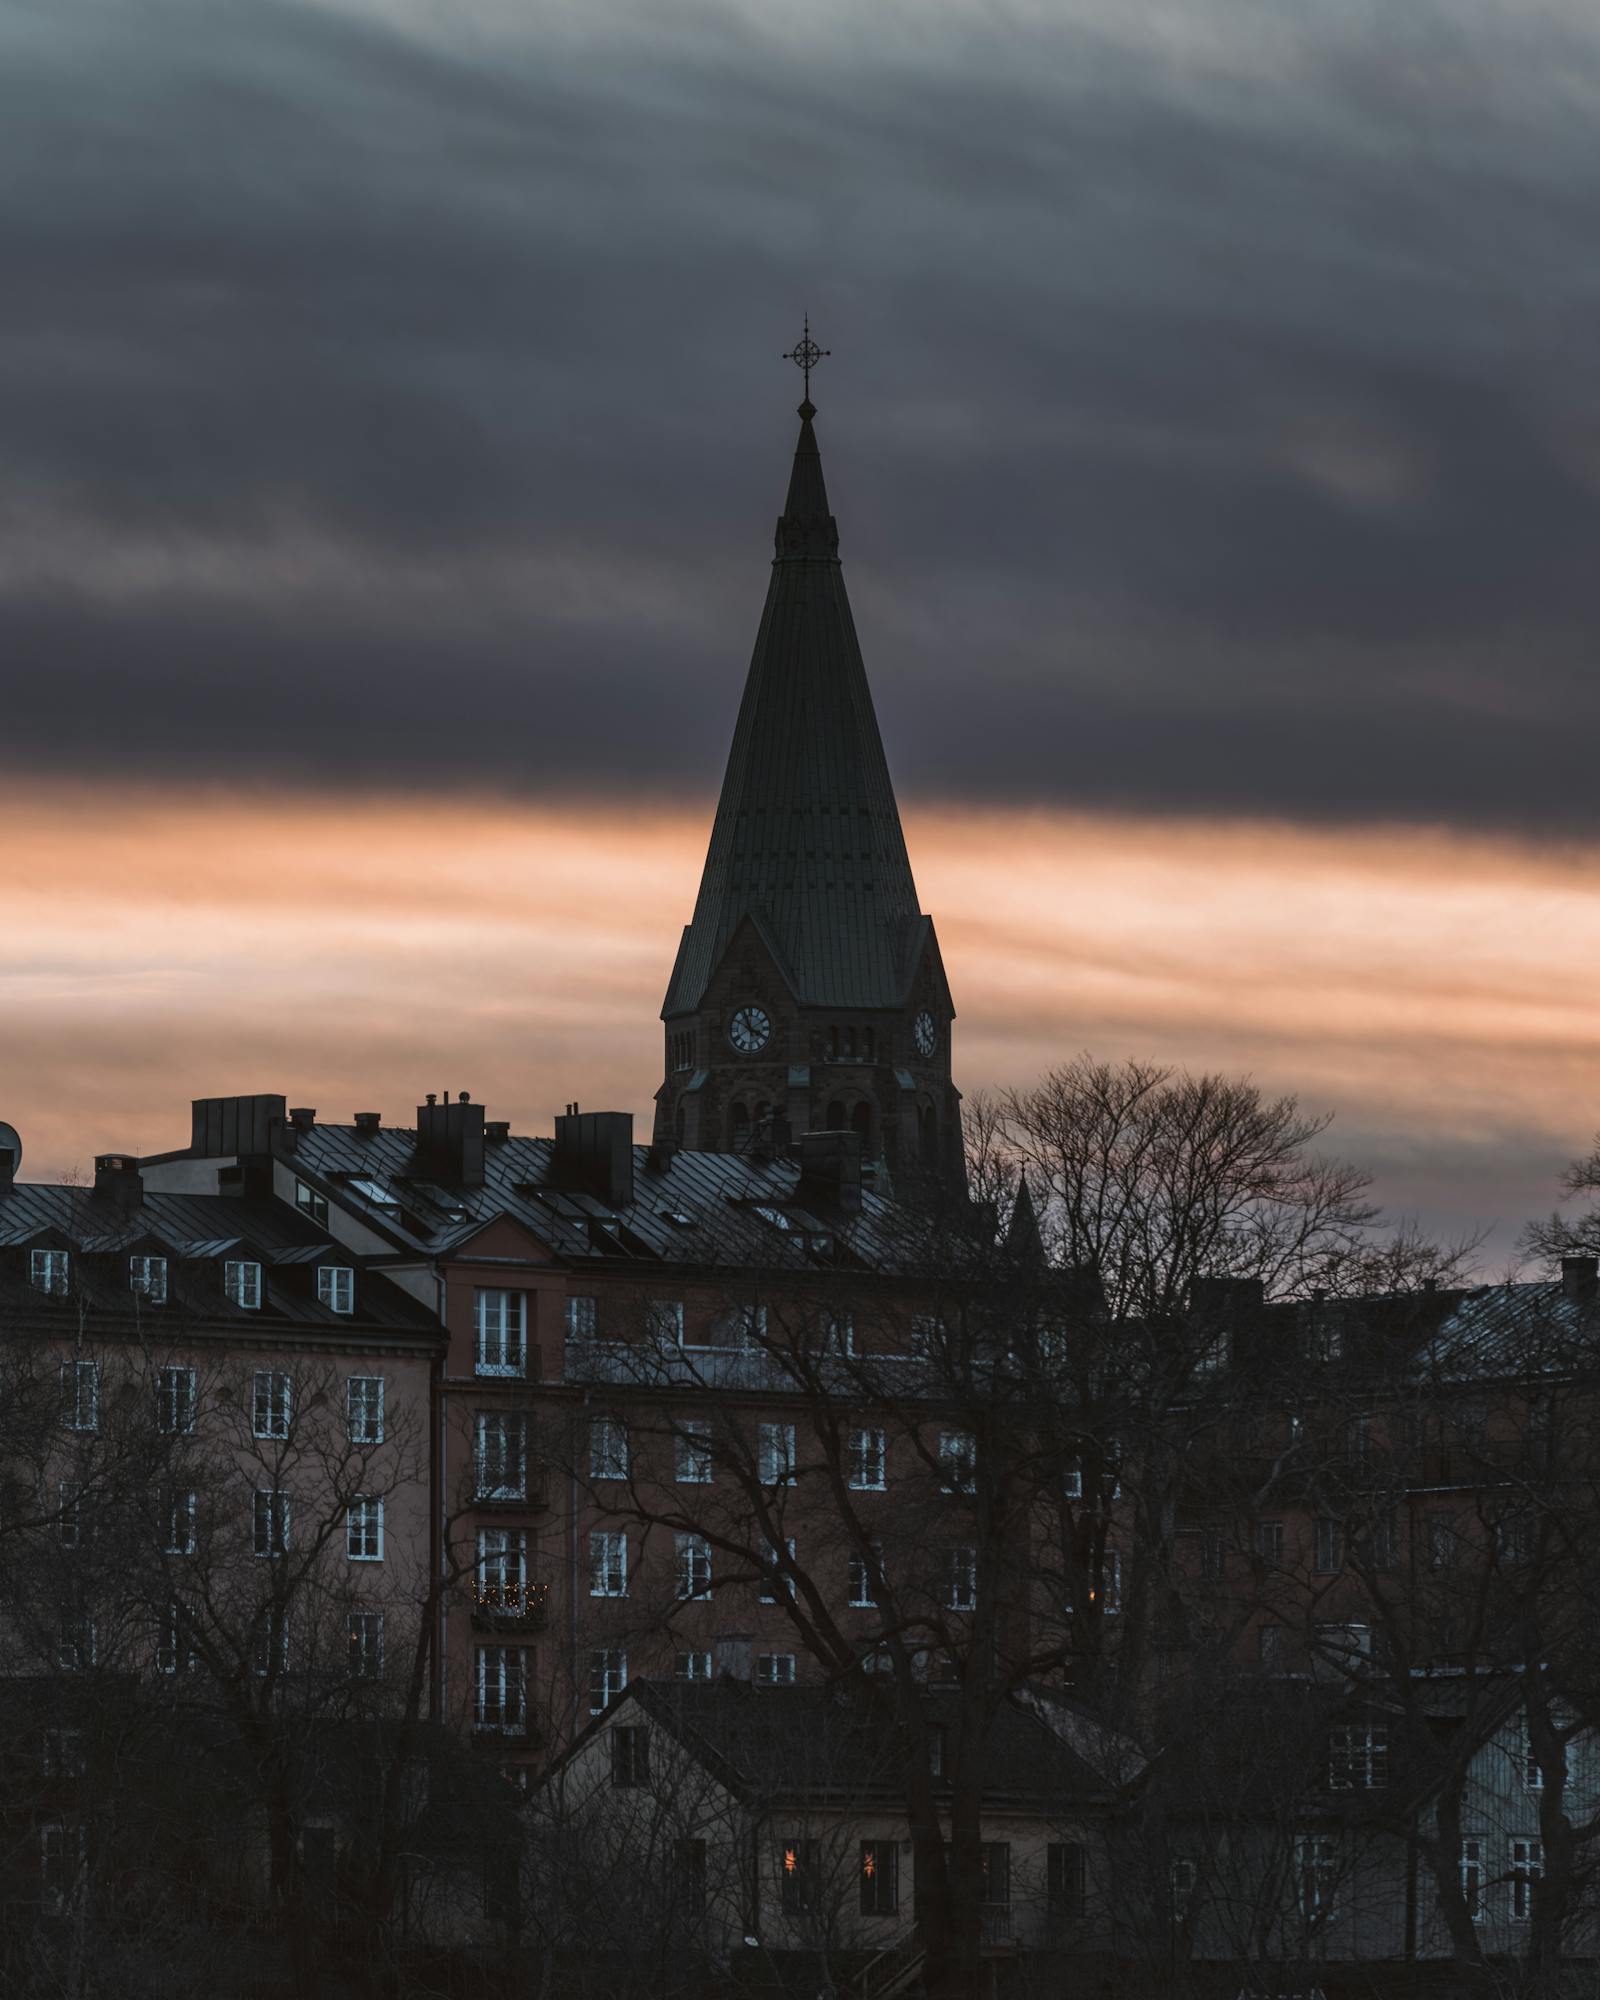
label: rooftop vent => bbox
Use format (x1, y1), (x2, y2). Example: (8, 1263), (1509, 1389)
(485, 1121), (511, 1143)
(353, 1112), (382, 1134)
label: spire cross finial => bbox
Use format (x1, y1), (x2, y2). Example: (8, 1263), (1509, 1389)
(782, 314), (830, 402)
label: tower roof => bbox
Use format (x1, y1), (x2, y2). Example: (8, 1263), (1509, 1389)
(664, 399), (927, 1017)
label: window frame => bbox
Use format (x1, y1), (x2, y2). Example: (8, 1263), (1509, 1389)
(129, 1254), (168, 1304)
(673, 1418), (713, 1484)
(474, 1411), (529, 1502)
(589, 1529), (628, 1598)
(251, 1369), (292, 1441)
(860, 1838), (899, 1916)
(675, 1531), (712, 1601)
(474, 1644), (528, 1733)
(224, 1259), (263, 1310)
(589, 1414), (630, 1482)
(474, 1288), (528, 1377)
(346, 1494), (385, 1562)
(849, 1426), (887, 1491)
(253, 1487), (290, 1559)
(757, 1652), (797, 1686)
(317, 1264), (355, 1314)
(349, 1609), (385, 1680)
(31, 1248), (71, 1297)
(346, 1374), (385, 1445)
(758, 1420), (797, 1486)
(589, 1647), (627, 1715)
(155, 1364), (195, 1435)
(60, 1360), (99, 1433)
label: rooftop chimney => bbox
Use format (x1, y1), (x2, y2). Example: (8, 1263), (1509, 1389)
(796, 1129), (862, 1216)
(94, 1153), (144, 1213)
(1562, 1255), (1597, 1301)
(353, 1112), (382, 1135)
(485, 1121), (510, 1143)
(552, 1110), (634, 1209)
(415, 1094), (486, 1188)
(288, 1107), (316, 1133)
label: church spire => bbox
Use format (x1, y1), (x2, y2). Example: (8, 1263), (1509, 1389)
(655, 346), (961, 1182)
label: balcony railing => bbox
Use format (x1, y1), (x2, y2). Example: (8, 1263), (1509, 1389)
(978, 1904), (1014, 1950)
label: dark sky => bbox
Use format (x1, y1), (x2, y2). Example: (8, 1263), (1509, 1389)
(7, 0), (1600, 830)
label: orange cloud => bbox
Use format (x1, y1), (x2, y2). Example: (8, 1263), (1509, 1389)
(2, 781), (1595, 1249)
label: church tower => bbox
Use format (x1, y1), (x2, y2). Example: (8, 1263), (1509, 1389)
(655, 338), (961, 1183)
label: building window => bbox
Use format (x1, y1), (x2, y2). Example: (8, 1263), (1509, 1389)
(163, 1487), (197, 1556)
(760, 1537), (796, 1605)
(1296, 1834), (1337, 1919)
(252, 1370), (292, 1440)
(346, 1496), (384, 1562)
(1169, 1857), (1196, 1920)
(1460, 1839), (1485, 1922)
(474, 1413), (528, 1501)
(253, 1488), (290, 1558)
(589, 1530), (628, 1598)
(57, 1483), (81, 1548)
(31, 1248), (70, 1296)
(59, 1360), (98, 1433)
(295, 1179), (329, 1225)
(1199, 1530), (1226, 1582)
(567, 1295), (598, 1339)
(1098, 1550), (1123, 1616)
(475, 1645), (527, 1732)
(779, 1838), (819, 1912)
(1259, 1624), (1287, 1673)
(477, 1527), (527, 1604)
(1314, 1622), (1371, 1673)
(155, 1365), (195, 1435)
(674, 1838), (707, 1916)
(981, 1843), (1011, 1907)
(1521, 1722), (1553, 1791)
(40, 1821), (86, 1917)
(860, 1839), (899, 1915)
(675, 1532), (712, 1600)
(675, 1650), (712, 1681)
(58, 1614), (97, 1673)
(156, 1599), (199, 1675)
(938, 1430), (977, 1494)
(475, 1290), (527, 1376)
(1496, 1510), (1535, 1567)
(1511, 1839), (1543, 1922)
(129, 1255), (168, 1304)
(849, 1427), (887, 1490)
(757, 1653), (797, 1686)
(589, 1415), (629, 1482)
(674, 1419), (713, 1484)
(1062, 1456), (1084, 1500)
(1313, 1517), (1344, 1574)
(646, 1299), (685, 1343)
(349, 1610), (385, 1680)
(225, 1260), (262, 1310)
(943, 1545), (978, 1612)
(1048, 1843), (1087, 1920)
(849, 1541), (881, 1609)
(611, 1725), (650, 1788)
(758, 1422), (796, 1486)
(346, 1375), (385, 1445)
(1329, 1724), (1388, 1790)
(928, 1724), (946, 1776)
(589, 1648), (627, 1715)
(317, 1264), (355, 1314)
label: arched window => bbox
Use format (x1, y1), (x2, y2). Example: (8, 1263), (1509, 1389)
(826, 1100), (847, 1132)
(851, 1102), (872, 1146)
(730, 1103), (751, 1153)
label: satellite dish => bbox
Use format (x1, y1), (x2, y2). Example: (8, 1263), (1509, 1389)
(0, 1122), (20, 1174)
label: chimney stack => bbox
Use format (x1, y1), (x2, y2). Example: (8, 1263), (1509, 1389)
(415, 1094), (486, 1188)
(93, 1153), (144, 1214)
(552, 1110), (634, 1209)
(796, 1129), (862, 1216)
(1562, 1256), (1597, 1301)
(353, 1112), (382, 1135)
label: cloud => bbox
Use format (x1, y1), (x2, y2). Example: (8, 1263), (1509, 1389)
(3, 0), (1600, 829)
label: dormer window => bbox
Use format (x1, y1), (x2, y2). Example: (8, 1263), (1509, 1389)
(225, 1260), (262, 1310)
(30, 1249), (70, 1297)
(129, 1256), (168, 1305)
(317, 1265), (355, 1314)
(295, 1180), (328, 1227)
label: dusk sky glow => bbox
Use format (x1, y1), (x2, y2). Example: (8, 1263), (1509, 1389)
(6, 0), (1600, 1263)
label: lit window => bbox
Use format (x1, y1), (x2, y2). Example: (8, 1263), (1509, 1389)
(757, 1653), (797, 1686)
(474, 1413), (528, 1501)
(849, 1427), (887, 1490)
(346, 1495), (385, 1562)
(155, 1366), (195, 1435)
(475, 1645), (527, 1732)
(1328, 1724), (1388, 1790)
(589, 1415), (629, 1482)
(589, 1647), (627, 1715)
(779, 1836), (817, 1911)
(317, 1265), (355, 1314)
(860, 1839), (899, 1915)
(758, 1422), (796, 1485)
(31, 1249), (70, 1297)
(346, 1375), (385, 1445)
(675, 1532), (712, 1600)
(129, 1255), (167, 1304)
(589, 1530), (628, 1598)
(295, 1180), (329, 1225)
(674, 1419), (713, 1484)
(225, 1260), (262, 1310)
(163, 1487), (197, 1555)
(59, 1361), (98, 1433)
(252, 1370), (292, 1440)
(475, 1290), (526, 1376)
(253, 1488), (290, 1558)
(350, 1610), (385, 1680)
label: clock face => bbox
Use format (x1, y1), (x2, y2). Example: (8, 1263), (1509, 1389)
(913, 1009), (938, 1058)
(729, 1004), (772, 1054)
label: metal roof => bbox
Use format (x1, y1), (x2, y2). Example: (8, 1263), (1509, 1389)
(1423, 1279), (1600, 1380)
(662, 402), (928, 1018)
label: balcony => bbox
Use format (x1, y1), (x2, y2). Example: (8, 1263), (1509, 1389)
(472, 1467), (550, 1514)
(978, 1905), (1015, 1951)
(470, 1582), (550, 1633)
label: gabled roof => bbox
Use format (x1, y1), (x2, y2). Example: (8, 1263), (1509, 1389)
(663, 400), (929, 1017)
